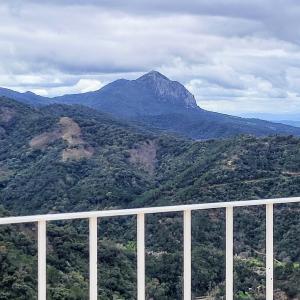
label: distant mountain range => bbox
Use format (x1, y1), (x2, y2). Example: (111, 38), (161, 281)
(1, 71), (300, 139)
(0, 87), (48, 106)
(240, 113), (300, 128)
(277, 120), (300, 128)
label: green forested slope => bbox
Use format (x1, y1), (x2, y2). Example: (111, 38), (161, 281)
(0, 97), (299, 299)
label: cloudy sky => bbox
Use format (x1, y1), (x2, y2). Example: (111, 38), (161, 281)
(1, 0), (300, 119)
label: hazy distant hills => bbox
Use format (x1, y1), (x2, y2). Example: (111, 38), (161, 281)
(1, 71), (300, 139)
(278, 120), (300, 128)
(240, 113), (300, 128)
(0, 87), (51, 106)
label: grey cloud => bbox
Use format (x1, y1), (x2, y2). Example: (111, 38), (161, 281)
(0, 0), (300, 114)
(5, 0), (300, 45)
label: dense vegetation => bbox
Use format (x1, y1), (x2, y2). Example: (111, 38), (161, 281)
(0, 97), (299, 299)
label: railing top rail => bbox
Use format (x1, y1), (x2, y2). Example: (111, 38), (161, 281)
(0, 196), (299, 225)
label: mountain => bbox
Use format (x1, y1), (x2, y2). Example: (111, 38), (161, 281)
(0, 87), (51, 106)
(53, 71), (300, 139)
(278, 120), (300, 128)
(52, 71), (199, 117)
(0, 97), (300, 299)
(241, 113), (300, 129)
(132, 110), (300, 139)
(1, 71), (300, 140)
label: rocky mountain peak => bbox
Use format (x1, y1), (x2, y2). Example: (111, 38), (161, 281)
(136, 71), (198, 109)
(137, 70), (169, 81)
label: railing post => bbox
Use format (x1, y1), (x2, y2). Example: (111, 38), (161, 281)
(137, 213), (145, 300)
(226, 207), (233, 300)
(89, 217), (98, 300)
(266, 204), (273, 300)
(38, 220), (47, 300)
(183, 210), (192, 300)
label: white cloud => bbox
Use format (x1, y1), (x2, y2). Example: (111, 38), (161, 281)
(31, 89), (48, 97)
(30, 79), (104, 97)
(46, 79), (104, 96)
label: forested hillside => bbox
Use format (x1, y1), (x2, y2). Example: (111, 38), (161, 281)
(0, 97), (299, 299)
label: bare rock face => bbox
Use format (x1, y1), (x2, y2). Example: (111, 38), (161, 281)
(29, 117), (94, 161)
(59, 117), (83, 145)
(129, 140), (157, 174)
(0, 106), (16, 136)
(59, 117), (94, 161)
(0, 107), (16, 123)
(29, 130), (61, 149)
(136, 71), (198, 109)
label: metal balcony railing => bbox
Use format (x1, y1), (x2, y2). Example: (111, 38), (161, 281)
(0, 196), (299, 300)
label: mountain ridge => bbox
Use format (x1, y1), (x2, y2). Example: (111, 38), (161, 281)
(50, 70), (200, 117)
(1, 71), (300, 139)
(0, 87), (50, 106)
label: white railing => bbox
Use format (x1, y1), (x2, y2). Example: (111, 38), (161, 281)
(0, 196), (300, 300)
